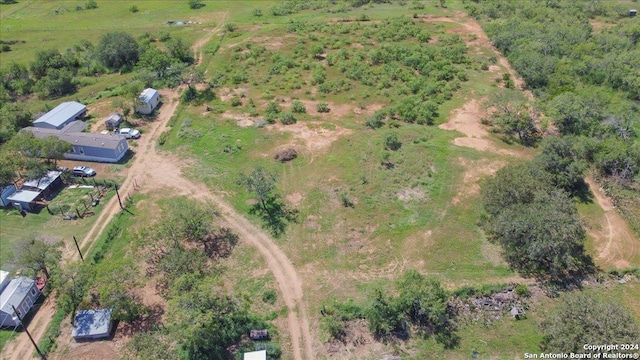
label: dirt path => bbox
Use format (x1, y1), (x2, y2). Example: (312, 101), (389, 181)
(193, 12), (228, 66)
(584, 177), (639, 269)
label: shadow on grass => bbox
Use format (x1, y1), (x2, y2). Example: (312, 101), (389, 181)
(248, 196), (298, 237)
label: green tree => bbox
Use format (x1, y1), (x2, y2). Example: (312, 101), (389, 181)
(487, 189), (592, 281)
(54, 263), (95, 324)
(188, 0), (204, 10)
(95, 258), (144, 322)
(291, 100), (306, 113)
(480, 163), (553, 218)
(0, 104), (32, 144)
(533, 136), (587, 194)
(13, 236), (62, 280)
(168, 287), (262, 359)
(486, 89), (538, 145)
(33, 68), (76, 98)
(166, 37), (193, 64)
(30, 48), (67, 79)
(238, 166), (277, 216)
(541, 292), (640, 353)
(96, 32), (139, 70)
(41, 135), (72, 167)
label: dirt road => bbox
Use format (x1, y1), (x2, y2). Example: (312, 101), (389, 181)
(584, 178), (639, 269)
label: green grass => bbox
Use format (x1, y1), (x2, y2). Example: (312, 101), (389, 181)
(0, 330), (17, 354)
(0, 188), (114, 268)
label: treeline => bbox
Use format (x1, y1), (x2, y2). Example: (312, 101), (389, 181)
(467, 0), (640, 232)
(0, 30), (198, 144)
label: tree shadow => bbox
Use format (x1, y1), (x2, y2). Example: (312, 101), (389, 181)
(573, 178), (595, 204)
(249, 196), (298, 237)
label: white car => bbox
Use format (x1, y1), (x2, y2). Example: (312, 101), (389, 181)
(72, 166), (96, 177)
(116, 128), (141, 139)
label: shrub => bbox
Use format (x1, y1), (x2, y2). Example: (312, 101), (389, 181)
(252, 8), (263, 17)
(225, 23), (237, 32)
(188, 0), (204, 9)
(384, 132), (402, 151)
(291, 100), (306, 113)
(515, 284), (531, 298)
(84, 0), (98, 10)
(129, 5), (138, 13)
(265, 101), (281, 115)
(274, 148), (298, 162)
(280, 112), (296, 125)
(340, 192), (354, 208)
(230, 96), (242, 107)
(316, 102), (330, 113)
(158, 31), (171, 42)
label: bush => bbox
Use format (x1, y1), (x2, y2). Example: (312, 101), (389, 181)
(316, 102), (330, 113)
(291, 100), (306, 113)
(280, 112), (296, 125)
(84, 0), (98, 10)
(230, 96), (242, 107)
(384, 132), (402, 151)
(129, 5), (138, 13)
(515, 284), (531, 298)
(158, 31), (171, 42)
(274, 148), (298, 162)
(252, 8), (263, 17)
(188, 0), (204, 9)
(265, 101), (281, 115)
(262, 289), (277, 304)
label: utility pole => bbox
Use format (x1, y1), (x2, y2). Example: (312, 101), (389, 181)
(114, 184), (124, 209)
(73, 236), (84, 262)
(11, 305), (46, 360)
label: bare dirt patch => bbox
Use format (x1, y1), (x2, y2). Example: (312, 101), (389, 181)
(396, 187), (426, 202)
(439, 98), (522, 157)
(286, 192), (303, 207)
(222, 111), (254, 127)
(453, 157), (506, 205)
(585, 178), (639, 270)
(219, 87), (249, 102)
(268, 121), (352, 153)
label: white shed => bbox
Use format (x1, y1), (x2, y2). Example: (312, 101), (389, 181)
(135, 88), (160, 115)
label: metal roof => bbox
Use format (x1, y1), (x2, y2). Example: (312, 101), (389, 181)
(105, 114), (123, 123)
(72, 309), (112, 338)
(0, 271), (9, 293)
(22, 171), (61, 191)
(243, 350), (267, 360)
(33, 102), (86, 129)
(0, 278), (36, 314)
(24, 126), (126, 150)
(60, 120), (88, 134)
(7, 189), (41, 204)
(139, 88), (158, 103)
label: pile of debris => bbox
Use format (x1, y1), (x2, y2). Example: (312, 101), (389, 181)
(449, 286), (526, 325)
(274, 148), (298, 162)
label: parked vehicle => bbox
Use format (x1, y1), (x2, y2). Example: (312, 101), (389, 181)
(72, 166), (96, 177)
(116, 128), (141, 139)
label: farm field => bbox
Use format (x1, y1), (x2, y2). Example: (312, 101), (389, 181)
(1, 1), (639, 360)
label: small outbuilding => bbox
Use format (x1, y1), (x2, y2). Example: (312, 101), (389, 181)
(33, 102), (87, 130)
(135, 88), (160, 115)
(6, 189), (42, 212)
(105, 113), (124, 131)
(630, 9), (637, 17)
(21, 171), (63, 197)
(0, 272), (41, 328)
(72, 309), (113, 341)
(243, 350), (267, 360)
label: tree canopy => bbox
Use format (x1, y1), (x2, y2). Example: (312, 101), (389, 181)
(541, 292), (640, 353)
(96, 32), (140, 70)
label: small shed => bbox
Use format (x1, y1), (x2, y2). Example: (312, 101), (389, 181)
(22, 171), (63, 197)
(243, 350), (267, 360)
(72, 309), (113, 341)
(631, 9), (637, 17)
(7, 189), (42, 212)
(135, 88), (160, 115)
(0, 276), (41, 327)
(105, 114), (124, 131)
